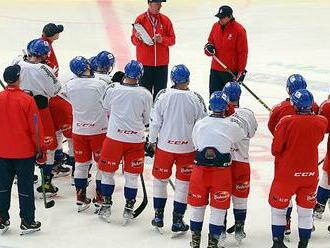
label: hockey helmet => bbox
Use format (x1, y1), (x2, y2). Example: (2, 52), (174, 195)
(27, 39), (50, 57)
(290, 89), (314, 113)
(70, 56), (90, 76)
(124, 60), (144, 80)
(223, 81), (241, 102)
(286, 74), (307, 95)
(170, 64), (190, 85)
(209, 91), (229, 112)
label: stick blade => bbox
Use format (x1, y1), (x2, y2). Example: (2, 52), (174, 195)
(46, 200), (55, 208)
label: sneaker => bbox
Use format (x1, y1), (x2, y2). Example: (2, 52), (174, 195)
(0, 218), (10, 234)
(123, 199), (136, 225)
(76, 189), (91, 212)
(313, 203), (325, 219)
(171, 212), (189, 233)
(20, 219), (41, 235)
(98, 197), (112, 223)
(92, 190), (103, 214)
(190, 231), (201, 248)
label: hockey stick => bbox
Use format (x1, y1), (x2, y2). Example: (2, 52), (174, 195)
(212, 55), (271, 111)
(0, 79), (6, 89)
(33, 114), (55, 209)
(212, 56), (326, 166)
(133, 173), (148, 218)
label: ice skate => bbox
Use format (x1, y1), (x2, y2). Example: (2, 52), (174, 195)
(92, 190), (103, 214)
(234, 222), (246, 245)
(171, 212), (189, 238)
(284, 218), (291, 242)
(152, 208), (164, 234)
(298, 240), (309, 248)
(76, 189), (91, 213)
(36, 181), (58, 198)
(271, 237), (288, 248)
(122, 199), (136, 225)
(0, 218), (10, 234)
(313, 203), (325, 219)
(190, 231), (201, 248)
(20, 219), (41, 235)
(98, 197), (112, 223)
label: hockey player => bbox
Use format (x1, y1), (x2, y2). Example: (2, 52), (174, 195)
(222, 82), (258, 244)
(18, 39), (61, 196)
(148, 64), (207, 234)
(269, 89), (327, 248)
(64, 56), (108, 212)
(268, 74), (319, 135)
(0, 65), (44, 235)
(98, 60), (152, 224)
(188, 91), (245, 248)
(268, 74), (319, 239)
(313, 97), (330, 220)
(94, 50), (115, 84)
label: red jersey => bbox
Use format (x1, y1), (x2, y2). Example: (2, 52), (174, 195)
(268, 98), (319, 135)
(0, 86), (45, 158)
(272, 114), (327, 179)
(206, 19), (248, 73)
(318, 99), (330, 180)
(131, 11), (175, 66)
(41, 36), (59, 76)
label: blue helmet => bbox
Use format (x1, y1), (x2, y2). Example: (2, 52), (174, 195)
(171, 64), (190, 85)
(27, 39), (50, 56)
(70, 56), (90, 76)
(290, 89), (314, 113)
(223, 81), (241, 102)
(89, 56), (97, 72)
(209, 91), (229, 112)
(124, 60), (144, 80)
(286, 74), (307, 95)
(96, 51), (115, 71)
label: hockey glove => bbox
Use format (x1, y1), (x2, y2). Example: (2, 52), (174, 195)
(36, 149), (47, 166)
(233, 70), (247, 83)
(204, 43), (215, 56)
(144, 142), (156, 158)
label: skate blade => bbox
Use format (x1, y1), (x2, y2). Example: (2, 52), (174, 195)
(98, 215), (111, 223)
(171, 230), (187, 239)
(77, 204), (90, 213)
(153, 226), (164, 234)
(1, 226), (9, 235)
(20, 228), (40, 235)
(38, 192), (57, 199)
(53, 172), (70, 178)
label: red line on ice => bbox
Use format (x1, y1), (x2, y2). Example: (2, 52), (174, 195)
(97, 0), (132, 70)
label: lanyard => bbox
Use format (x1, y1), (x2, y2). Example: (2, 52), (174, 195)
(147, 12), (158, 34)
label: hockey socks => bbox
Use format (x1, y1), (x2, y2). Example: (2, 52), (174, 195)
(316, 186), (330, 205)
(233, 208), (247, 222)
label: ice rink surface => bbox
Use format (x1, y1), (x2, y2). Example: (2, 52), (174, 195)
(1, 0), (330, 247)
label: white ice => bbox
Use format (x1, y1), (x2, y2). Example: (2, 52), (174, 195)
(0, 0), (330, 247)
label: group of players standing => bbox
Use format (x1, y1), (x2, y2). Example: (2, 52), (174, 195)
(0, 2), (330, 248)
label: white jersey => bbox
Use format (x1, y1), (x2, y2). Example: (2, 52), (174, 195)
(18, 60), (61, 98)
(102, 82), (153, 143)
(149, 88), (207, 153)
(94, 72), (112, 85)
(64, 76), (108, 135)
(192, 115), (245, 155)
(230, 107), (258, 163)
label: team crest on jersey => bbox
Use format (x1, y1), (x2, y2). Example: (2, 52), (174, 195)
(44, 136), (54, 146)
(213, 191), (230, 202)
(272, 195), (289, 203)
(131, 157), (144, 168)
(307, 192), (317, 203)
(180, 166), (192, 175)
(228, 34), (233, 40)
(61, 124), (71, 132)
(236, 181), (249, 192)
